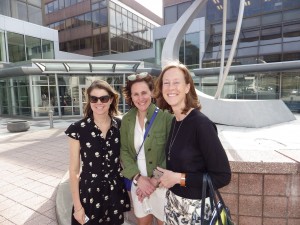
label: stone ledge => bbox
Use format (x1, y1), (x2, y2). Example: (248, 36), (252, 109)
(230, 161), (299, 175)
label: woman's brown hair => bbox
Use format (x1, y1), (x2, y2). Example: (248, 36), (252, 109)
(83, 80), (120, 118)
(122, 73), (154, 108)
(153, 62), (201, 114)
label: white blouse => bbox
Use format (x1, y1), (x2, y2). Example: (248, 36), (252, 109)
(134, 115), (148, 176)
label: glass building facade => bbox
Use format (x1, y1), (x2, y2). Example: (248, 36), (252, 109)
(0, 0), (43, 25)
(162, 0), (300, 112)
(0, 74), (126, 118)
(45, 0), (157, 56)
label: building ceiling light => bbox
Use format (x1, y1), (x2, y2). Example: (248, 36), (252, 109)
(245, 1), (251, 6)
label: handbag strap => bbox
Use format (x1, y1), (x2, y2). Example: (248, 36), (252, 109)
(200, 174), (208, 225)
(201, 173), (226, 225)
(207, 175), (224, 225)
(135, 107), (159, 160)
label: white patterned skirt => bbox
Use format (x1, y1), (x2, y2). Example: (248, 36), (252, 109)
(164, 190), (212, 225)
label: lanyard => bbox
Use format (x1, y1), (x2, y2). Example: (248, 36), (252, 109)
(135, 107), (159, 160)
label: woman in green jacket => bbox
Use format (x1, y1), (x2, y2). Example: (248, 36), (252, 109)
(120, 72), (173, 225)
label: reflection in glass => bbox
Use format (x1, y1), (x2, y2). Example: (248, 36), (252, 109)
(26, 36), (42, 60)
(7, 32), (26, 62)
(42, 39), (54, 59)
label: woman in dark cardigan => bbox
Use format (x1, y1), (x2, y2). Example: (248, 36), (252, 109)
(153, 62), (231, 225)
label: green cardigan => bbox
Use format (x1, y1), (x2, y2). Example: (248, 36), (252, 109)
(120, 103), (173, 179)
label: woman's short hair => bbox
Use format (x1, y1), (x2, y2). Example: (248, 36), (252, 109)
(122, 73), (154, 108)
(84, 80), (120, 118)
(153, 62), (201, 114)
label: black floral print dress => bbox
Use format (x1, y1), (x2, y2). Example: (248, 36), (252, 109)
(65, 117), (130, 225)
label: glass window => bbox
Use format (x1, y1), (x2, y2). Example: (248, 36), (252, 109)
(65, 0), (71, 8)
(17, 1), (28, 21)
(110, 9), (116, 27)
(164, 5), (177, 25)
(99, 8), (108, 26)
(237, 46), (258, 57)
(122, 10), (128, 33)
(239, 29), (259, 47)
(99, 0), (107, 8)
(93, 35), (101, 52)
(283, 9), (300, 21)
(260, 26), (282, 45)
(206, 0), (223, 22)
(26, 36), (41, 60)
(0, 0), (11, 16)
(257, 73), (279, 100)
(70, 0), (77, 6)
(262, 0), (282, 12)
(242, 17), (261, 29)
(92, 3), (99, 10)
(283, 23), (300, 42)
(7, 32), (26, 63)
(27, 0), (42, 8)
(261, 54), (281, 63)
(65, 18), (72, 29)
(259, 43), (282, 54)
(185, 32), (199, 67)
(283, 41), (300, 52)
(85, 12), (92, 25)
(281, 72), (300, 112)
(53, 0), (59, 12)
(283, 0), (300, 10)
(28, 5), (42, 25)
(42, 39), (54, 59)
(178, 1), (191, 19)
(282, 52), (300, 61)
(92, 10), (100, 27)
(100, 33), (109, 51)
(59, 0), (64, 9)
(261, 12), (282, 26)
(0, 31), (6, 62)
(47, 1), (54, 14)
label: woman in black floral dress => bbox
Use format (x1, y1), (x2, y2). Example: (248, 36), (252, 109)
(65, 80), (130, 225)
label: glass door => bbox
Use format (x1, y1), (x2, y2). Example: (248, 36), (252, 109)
(79, 86), (88, 116)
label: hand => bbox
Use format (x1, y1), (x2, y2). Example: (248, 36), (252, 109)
(136, 176), (156, 196)
(73, 206), (85, 225)
(150, 177), (160, 188)
(157, 167), (181, 189)
(136, 187), (146, 202)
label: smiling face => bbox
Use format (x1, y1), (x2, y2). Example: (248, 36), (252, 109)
(131, 81), (152, 113)
(162, 67), (190, 112)
(89, 88), (112, 116)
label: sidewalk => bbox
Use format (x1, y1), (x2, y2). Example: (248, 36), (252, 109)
(0, 118), (76, 225)
(0, 117), (135, 225)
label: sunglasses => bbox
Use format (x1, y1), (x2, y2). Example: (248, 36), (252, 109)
(89, 95), (111, 103)
(127, 72), (148, 81)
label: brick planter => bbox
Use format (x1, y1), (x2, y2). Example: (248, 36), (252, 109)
(220, 161), (300, 225)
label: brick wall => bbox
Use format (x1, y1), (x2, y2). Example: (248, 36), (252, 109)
(220, 172), (300, 225)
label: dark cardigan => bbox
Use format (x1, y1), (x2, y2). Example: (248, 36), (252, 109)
(166, 109), (231, 199)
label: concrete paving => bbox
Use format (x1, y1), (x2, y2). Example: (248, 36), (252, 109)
(0, 114), (299, 225)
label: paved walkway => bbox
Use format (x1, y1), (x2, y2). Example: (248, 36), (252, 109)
(0, 118), (76, 225)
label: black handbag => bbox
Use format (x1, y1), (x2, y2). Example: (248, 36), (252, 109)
(201, 173), (234, 225)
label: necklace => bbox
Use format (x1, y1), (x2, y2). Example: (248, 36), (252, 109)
(167, 119), (184, 161)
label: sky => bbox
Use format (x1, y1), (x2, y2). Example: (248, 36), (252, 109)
(136, 0), (163, 17)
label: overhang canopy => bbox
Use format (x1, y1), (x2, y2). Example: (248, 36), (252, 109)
(32, 59), (141, 74)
